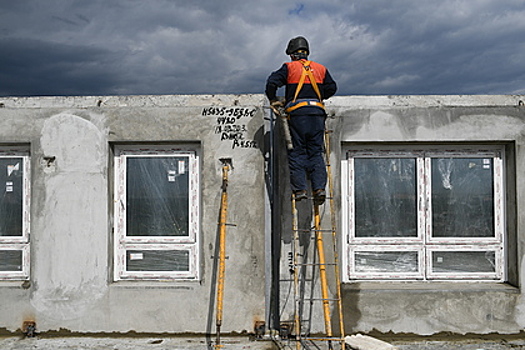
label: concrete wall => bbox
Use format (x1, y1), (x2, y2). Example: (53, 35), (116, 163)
(329, 95), (525, 335)
(0, 95), (266, 334)
(1, 94), (525, 337)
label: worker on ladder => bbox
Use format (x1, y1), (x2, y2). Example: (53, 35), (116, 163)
(265, 36), (337, 204)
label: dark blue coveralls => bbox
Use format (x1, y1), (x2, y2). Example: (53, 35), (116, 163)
(265, 59), (337, 194)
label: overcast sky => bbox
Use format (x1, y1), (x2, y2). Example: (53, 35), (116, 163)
(1, 0), (524, 97)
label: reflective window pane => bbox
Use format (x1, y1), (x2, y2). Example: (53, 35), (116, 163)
(0, 158), (24, 237)
(126, 250), (190, 272)
(355, 251), (419, 273)
(354, 158), (417, 238)
(431, 251), (496, 274)
(0, 250), (23, 271)
(431, 158), (494, 238)
(126, 157), (189, 237)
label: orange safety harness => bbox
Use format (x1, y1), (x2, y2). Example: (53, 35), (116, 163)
(285, 60), (325, 114)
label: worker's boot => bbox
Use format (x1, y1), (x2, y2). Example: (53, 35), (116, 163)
(313, 189), (326, 205)
(293, 190), (308, 201)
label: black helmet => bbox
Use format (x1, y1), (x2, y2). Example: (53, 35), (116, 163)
(286, 36), (309, 55)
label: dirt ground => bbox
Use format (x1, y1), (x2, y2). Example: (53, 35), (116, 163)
(0, 334), (524, 350)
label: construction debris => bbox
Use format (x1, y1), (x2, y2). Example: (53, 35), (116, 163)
(345, 334), (398, 350)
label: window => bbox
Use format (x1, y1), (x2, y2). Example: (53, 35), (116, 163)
(0, 147), (30, 280)
(113, 146), (200, 280)
(342, 145), (505, 281)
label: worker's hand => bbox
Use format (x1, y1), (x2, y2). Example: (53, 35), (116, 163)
(269, 100), (284, 116)
(271, 100), (284, 108)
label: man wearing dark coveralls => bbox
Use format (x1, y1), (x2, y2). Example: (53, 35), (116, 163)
(265, 36), (337, 204)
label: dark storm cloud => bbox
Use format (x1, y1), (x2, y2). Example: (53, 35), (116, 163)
(0, 0), (524, 97)
(327, 1), (525, 95)
(0, 37), (125, 96)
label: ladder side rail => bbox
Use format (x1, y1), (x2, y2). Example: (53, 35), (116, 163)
(325, 129), (346, 349)
(291, 194), (302, 350)
(305, 227), (318, 337)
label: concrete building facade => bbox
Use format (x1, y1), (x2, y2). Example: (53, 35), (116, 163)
(0, 94), (524, 337)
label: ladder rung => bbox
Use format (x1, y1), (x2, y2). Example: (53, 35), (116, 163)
(292, 229), (334, 233)
(290, 277), (315, 282)
(308, 297), (341, 302)
(296, 262), (337, 266)
(291, 196), (333, 201)
(298, 336), (345, 341)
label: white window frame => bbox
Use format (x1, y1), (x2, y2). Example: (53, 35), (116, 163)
(117, 244), (198, 280)
(0, 244), (30, 280)
(349, 245), (424, 280)
(345, 151), (426, 245)
(113, 145), (200, 281)
(342, 145), (505, 282)
(0, 147), (30, 280)
(426, 244), (503, 280)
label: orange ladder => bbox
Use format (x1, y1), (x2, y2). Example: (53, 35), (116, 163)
(289, 130), (345, 350)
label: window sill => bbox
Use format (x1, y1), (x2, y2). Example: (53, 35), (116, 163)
(342, 281), (519, 293)
(0, 280), (31, 289)
(110, 279), (201, 290)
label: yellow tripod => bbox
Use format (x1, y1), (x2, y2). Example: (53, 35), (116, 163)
(215, 158), (232, 350)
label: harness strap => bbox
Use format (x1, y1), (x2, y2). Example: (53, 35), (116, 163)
(285, 100), (325, 114)
(292, 60), (323, 103)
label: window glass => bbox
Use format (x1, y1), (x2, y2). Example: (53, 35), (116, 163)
(0, 157), (24, 237)
(431, 158), (494, 238)
(0, 250), (23, 271)
(126, 157), (189, 237)
(354, 158), (417, 238)
(431, 251), (496, 274)
(126, 250), (190, 272)
(355, 251), (419, 273)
